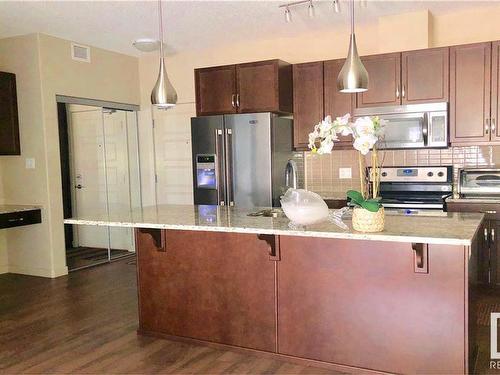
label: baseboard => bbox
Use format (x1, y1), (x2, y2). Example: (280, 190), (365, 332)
(137, 329), (387, 375)
(7, 264), (68, 278)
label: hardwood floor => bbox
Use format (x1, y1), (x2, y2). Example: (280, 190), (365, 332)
(0, 259), (341, 374)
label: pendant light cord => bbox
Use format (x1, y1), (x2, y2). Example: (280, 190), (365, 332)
(158, 0), (164, 57)
(350, 0), (354, 35)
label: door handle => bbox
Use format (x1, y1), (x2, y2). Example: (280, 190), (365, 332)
(224, 128), (234, 206)
(396, 86), (400, 99)
(236, 94), (240, 108)
(412, 243), (428, 274)
(422, 113), (429, 146)
(231, 94), (236, 109)
(215, 129), (225, 206)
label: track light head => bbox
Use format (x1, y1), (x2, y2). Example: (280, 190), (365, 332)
(333, 0), (340, 13)
(308, 1), (315, 18)
(285, 6), (292, 23)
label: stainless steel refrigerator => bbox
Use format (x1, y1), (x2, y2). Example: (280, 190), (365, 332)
(191, 113), (293, 207)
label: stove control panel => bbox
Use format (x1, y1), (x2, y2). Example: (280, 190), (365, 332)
(370, 167), (451, 183)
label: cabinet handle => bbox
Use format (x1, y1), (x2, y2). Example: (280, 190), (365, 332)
(402, 84), (406, 98)
(396, 86), (400, 99)
(236, 94), (240, 108)
(257, 234), (281, 261)
(231, 94), (236, 108)
(493, 228), (496, 243)
(412, 243), (428, 274)
(8, 217), (24, 222)
(493, 119), (497, 133)
(485, 227), (489, 242)
(486, 118), (490, 135)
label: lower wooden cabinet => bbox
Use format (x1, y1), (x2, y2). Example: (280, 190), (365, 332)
(136, 229), (472, 374)
(135, 228), (277, 352)
(277, 236), (467, 375)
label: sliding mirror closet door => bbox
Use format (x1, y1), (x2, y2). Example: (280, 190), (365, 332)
(67, 104), (112, 269)
(102, 108), (141, 260)
(64, 103), (141, 270)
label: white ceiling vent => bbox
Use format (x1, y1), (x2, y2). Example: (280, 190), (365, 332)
(71, 43), (91, 63)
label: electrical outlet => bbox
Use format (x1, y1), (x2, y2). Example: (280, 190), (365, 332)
(25, 158), (35, 169)
(339, 167), (352, 179)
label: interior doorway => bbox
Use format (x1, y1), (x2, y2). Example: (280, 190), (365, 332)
(57, 98), (141, 271)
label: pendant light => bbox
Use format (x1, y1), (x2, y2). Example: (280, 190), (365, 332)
(337, 0), (369, 93)
(151, 0), (178, 109)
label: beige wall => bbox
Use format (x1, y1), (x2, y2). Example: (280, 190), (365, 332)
(137, 3), (500, 204)
(0, 33), (140, 277)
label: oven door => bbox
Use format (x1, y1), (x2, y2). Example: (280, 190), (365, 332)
(377, 112), (427, 149)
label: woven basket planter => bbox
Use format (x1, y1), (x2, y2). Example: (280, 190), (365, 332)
(352, 206), (385, 233)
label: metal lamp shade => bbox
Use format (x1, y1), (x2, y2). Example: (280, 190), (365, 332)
(151, 57), (178, 109)
(337, 33), (369, 93)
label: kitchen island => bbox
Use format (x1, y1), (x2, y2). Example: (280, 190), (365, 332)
(65, 205), (484, 374)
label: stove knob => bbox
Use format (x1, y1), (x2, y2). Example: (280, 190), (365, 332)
(427, 172), (434, 177)
(381, 172), (387, 177)
(438, 171), (444, 177)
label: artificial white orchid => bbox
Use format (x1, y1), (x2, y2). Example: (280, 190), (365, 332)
(308, 113), (386, 201)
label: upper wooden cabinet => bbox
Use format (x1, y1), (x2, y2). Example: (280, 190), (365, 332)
(195, 59), (292, 116)
(324, 59), (354, 145)
(492, 41), (500, 141)
(402, 47), (449, 104)
(356, 53), (401, 108)
(292, 62), (324, 150)
(450, 42), (492, 143)
(0, 72), (20, 155)
(357, 49), (449, 108)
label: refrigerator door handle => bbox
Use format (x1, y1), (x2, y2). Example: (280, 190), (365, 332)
(215, 129), (225, 206)
(225, 128), (234, 206)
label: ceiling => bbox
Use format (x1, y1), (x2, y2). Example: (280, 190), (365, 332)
(0, 0), (494, 56)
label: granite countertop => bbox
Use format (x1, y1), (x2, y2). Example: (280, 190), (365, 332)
(64, 204), (484, 246)
(0, 204), (41, 215)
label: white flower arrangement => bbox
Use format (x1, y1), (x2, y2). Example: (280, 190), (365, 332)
(308, 114), (386, 202)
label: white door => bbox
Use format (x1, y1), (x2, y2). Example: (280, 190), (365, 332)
(69, 105), (110, 250)
(102, 109), (135, 252)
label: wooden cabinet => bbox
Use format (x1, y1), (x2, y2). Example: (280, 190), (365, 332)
(0, 72), (20, 155)
(491, 41), (500, 141)
(356, 52), (401, 108)
(402, 47), (449, 104)
(136, 228), (277, 352)
(292, 62), (324, 150)
(323, 59), (354, 146)
(277, 236), (467, 374)
(293, 59), (354, 150)
(195, 65), (237, 116)
(450, 42), (492, 143)
(195, 59), (292, 116)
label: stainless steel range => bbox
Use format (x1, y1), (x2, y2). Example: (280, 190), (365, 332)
(369, 166), (453, 211)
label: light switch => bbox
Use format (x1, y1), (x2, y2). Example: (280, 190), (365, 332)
(339, 167), (352, 179)
(25, 158), (35, 169)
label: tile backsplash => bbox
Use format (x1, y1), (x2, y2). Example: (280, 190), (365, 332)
(304, 146), (500, 198)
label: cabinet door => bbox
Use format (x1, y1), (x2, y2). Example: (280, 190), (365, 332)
(136, 228), (277, 352)
(356, 52), (401, 108)
(0, 72), (20, 155)
(491, 41), (500, 141)
(324, 59), (354, 147)
(491, 220), (500, 285)
(236, 60), (291, 113)
(450, 42), (491, 143)
(402, 47), (449, 104)
(278, 236), (466, 374)
(292, 62), (324, 150)
(195, 65), (237, 116)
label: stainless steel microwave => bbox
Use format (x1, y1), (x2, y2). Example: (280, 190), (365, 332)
(354, 102), (448, 150)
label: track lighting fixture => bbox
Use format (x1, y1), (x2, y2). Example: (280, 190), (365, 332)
(285, 6), (292, 22)
(333, 0), (340, 13)
(308, 0), (315, 18)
